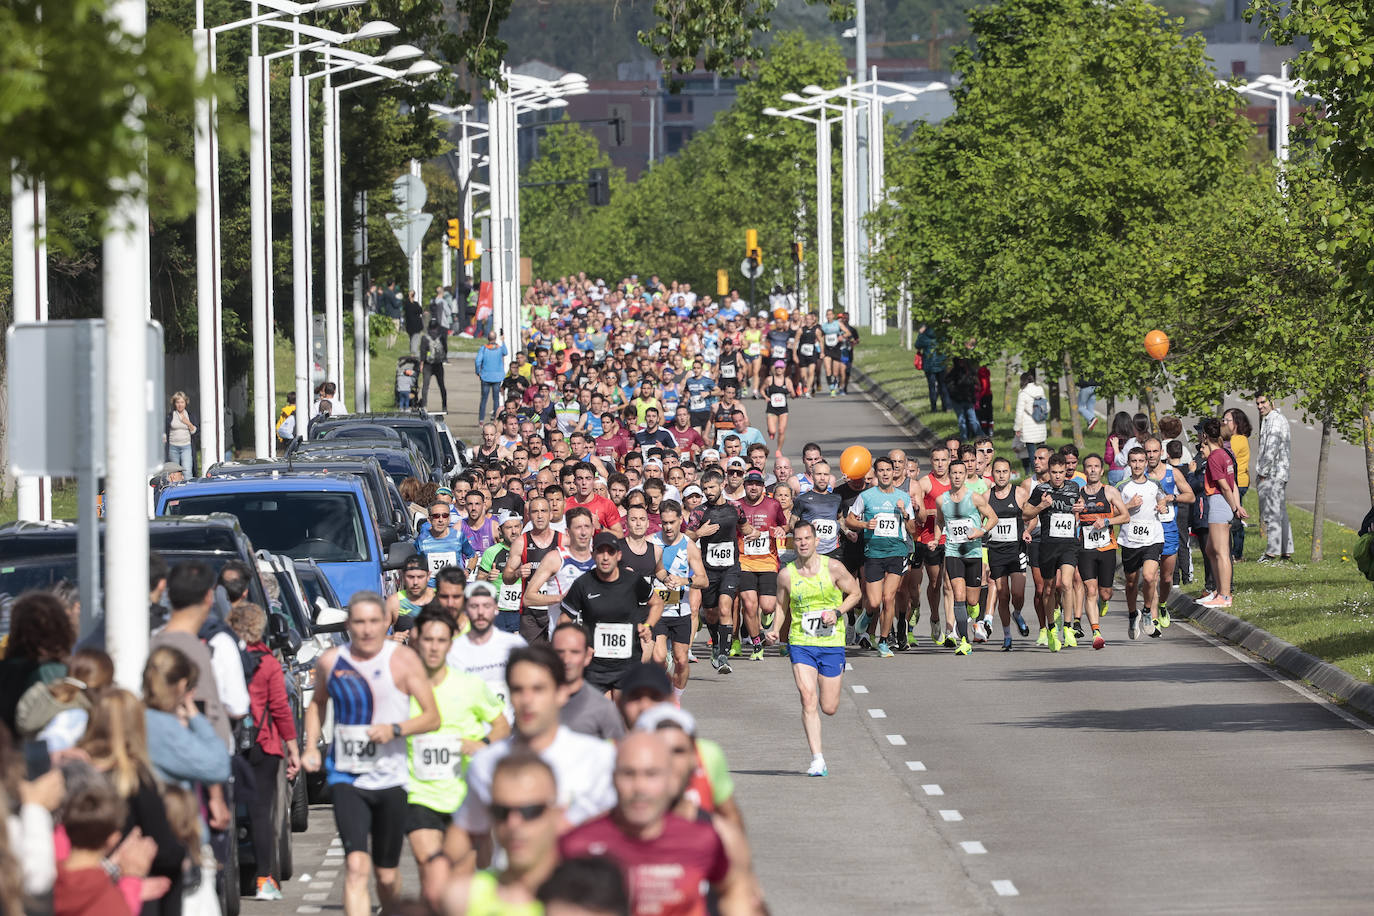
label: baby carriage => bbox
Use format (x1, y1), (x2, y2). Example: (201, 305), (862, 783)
(396, 354), (420, 408)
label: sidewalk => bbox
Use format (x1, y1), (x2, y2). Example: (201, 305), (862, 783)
(417, 351), (484, 439)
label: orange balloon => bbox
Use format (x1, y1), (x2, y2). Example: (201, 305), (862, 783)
(840, 445), (873, 481)
(773, 308), (789, 321)
(1144, 329), (1170, 361)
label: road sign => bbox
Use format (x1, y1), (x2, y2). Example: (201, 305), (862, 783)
(740, 258), (764, 280)
(6, 320), (165, 477)
(386, 173), (433, 257)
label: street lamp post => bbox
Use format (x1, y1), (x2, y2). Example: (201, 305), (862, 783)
(1220, 63), (1314, 192)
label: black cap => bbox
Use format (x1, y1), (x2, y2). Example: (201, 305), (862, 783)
(593, 531), (620, 551)
(403, 555), (428, 572)
(744, 470), (765, 484)
(619, 662), (672, 699)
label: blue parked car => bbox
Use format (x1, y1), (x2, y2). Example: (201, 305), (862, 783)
(157, 473), (415, 602)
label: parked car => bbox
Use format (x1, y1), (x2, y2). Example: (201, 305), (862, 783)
(157, 473), (415, 603)
(286, 438), (436, 487)
(309, 411), (459, 480)
(207, 456), (413, 548)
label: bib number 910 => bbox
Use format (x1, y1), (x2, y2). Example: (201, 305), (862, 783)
(412, 734), (462, 781)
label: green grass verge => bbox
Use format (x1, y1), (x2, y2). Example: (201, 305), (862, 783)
(1193, 489), (1374, 685)
(854, 333), (1374, 686)
(853, 333), (1111, 457)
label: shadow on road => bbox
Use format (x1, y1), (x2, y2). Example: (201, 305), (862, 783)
(996, 701), (1361, 733)
(977, 661), (1270, 686)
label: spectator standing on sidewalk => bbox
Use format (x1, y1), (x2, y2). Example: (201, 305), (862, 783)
(1254, 394), (1294, 561)
(476, 332), (509, 423)
(1222, 408), (1252, 561)
(420, 320), (449, 412)
(1012, 372), (1048, 475)
(914, 324), (950, 412)
(405, 290), (426, 354)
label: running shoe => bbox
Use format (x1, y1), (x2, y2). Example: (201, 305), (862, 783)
(1013, 611), (1029, 637)
(829, 387), (837, 397)
(256, 878), (283, 901)
(761, 611), (775, 630)
(1002, 635), (1013, 651)
(749, 646), (765, 661)
(688, 649), (699, 663)
(930, 616), (942, 642)
(1087, 415), (1099, 431)
(855, 610), (871, 636)
(730, 637), (742, 658)
(1092, 631), (1105, 650)
(1198, 593), (1232, 608)
(955, 638), (971, 656)
(877, 640), (894, 658)
(971, 621), (987, 643)
(856, 633), (874, 651)
(1159, 609), (1172, 629)
(1129, 611), (1141, 640)
(717, 657), (733, 674)
(808, 757), (828, 777)
(1063, 626), (1078, 649)
(1035, 628), (1049, 648)
(1047, 628), (1061, 652)
(891, 634), (909, 652)
(1072, 620), (1085, 640)
(779, 644), (790, 658)
(1147, 617), (1162, 638)
(908, 611), (921, 633)
(710, 653), (725, 671)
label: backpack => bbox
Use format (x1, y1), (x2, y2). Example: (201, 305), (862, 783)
(1031, 396), (1050, 423)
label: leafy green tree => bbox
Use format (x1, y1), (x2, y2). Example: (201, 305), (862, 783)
(520, 120), (623, 279)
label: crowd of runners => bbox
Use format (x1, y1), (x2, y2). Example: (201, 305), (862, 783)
(0, 272), (1266, 916)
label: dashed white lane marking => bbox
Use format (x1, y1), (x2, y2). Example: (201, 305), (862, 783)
(329, 838), (342, 846)
(302, 892), (329, 902)
(1180, 622), (1374, 736)
(885, 734), (907, 746)
(992, 880), (1020, 897)
(905, 761), (925, 771)
(922, 784), (943, 796)
(309, 881), (332, 889)
(851, 685), (869, 694)
(940, 810), (962, 822)
(314, 870), (337, 879)
(845, 662), (853, 671)
(961, 841), (987, 855)
(868, 708), (887, 719)
(297, 907), (322, 914)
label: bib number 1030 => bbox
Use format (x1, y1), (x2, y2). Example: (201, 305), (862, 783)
(334, 725), (380, 774)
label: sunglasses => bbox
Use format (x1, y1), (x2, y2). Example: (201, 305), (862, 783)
(490, 802), (551, 824)
(977, 447), (995, 454)
(727, 469), (744, 475)
(430, 512), (450, 519)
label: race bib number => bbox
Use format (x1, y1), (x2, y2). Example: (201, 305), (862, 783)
(874, 513), (901, 538)
(771, 345), (787, 359)
(412, 734), (463, 782)
(426, 551), (457, 576)
(1130, 522), (1155, 539)
(742, 533), (770, 556)
(690, 395), (707, 411)
(1159, 505), (1176, 522)
(594, 623), (634, 659)
(824, 333), (838, 347)
(770, 392), (787, 408)
(705, 541), (736, 567)
(498, 581), (523, 612)
(812, 518), (838, 543)
(800, 342), (815, 356)
(990, 519), (1017, 543)
(721, 362), (736, 378)
(945, 517), (973, 545)
(800, 610), (837, 639)
(334, 725), (380, 775)
(1082, 525), (1112, 550)
(747, 342), (761, 356)
(1048, 513), (1075, 539)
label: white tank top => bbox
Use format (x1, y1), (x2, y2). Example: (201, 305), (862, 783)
(326, 640), (411, 790)
(1118, 478), (1165, 548)
(551, 548), (595, 620)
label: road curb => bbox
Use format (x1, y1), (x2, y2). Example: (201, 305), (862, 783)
(849, 363), (943, 453)
(1167, 591), (1374, 716)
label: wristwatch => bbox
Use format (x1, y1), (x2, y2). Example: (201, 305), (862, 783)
(392, 723), (403, 739)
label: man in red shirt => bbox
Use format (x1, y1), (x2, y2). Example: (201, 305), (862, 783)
(669, 405), (707, 460)
(596, 413), (632, 462)
(566, 462), (625, 536)
(558, 733), (752, 916)
(735, 470), (788, 661)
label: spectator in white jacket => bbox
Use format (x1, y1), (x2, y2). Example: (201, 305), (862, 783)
(1013, 371), (1048, 473)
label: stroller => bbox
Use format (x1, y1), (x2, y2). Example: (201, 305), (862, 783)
(396, 354), (420, 409)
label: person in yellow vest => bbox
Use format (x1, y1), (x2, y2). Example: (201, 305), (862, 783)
(764, 519), (861, 778)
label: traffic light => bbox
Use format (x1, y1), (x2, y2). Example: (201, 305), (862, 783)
(791, 241), (804, 264)
(588, 168), (610, 206)
(446, 218), (461, 249)
(462, 237), (480, 265)
(717, 269), (729, 296)
(745, 229), (762, 264)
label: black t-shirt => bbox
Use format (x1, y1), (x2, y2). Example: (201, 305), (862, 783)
(836, 480), (867, 563)
(491, 491), (526, 519)
(1032, 481), (1082, 541)
(562, 568), (653, 683)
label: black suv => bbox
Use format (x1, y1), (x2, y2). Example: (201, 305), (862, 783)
(309, 411), (465, 479)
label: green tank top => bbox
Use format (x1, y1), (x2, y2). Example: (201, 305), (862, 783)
(466, 871), (542, 916)
(787, 559), (846, 648)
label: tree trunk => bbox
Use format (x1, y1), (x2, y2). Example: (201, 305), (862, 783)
(1002, 355), (1016, 414)
(1311, 418), (1332, 563)
(1048, 376), (1063, 439)
(1064, 351), (1083, 448)
(1142, 386), (1158, 433)
(1362, 371), (1374, 505)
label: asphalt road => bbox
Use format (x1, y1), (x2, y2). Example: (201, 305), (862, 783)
(252, 377), (1374, 915)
